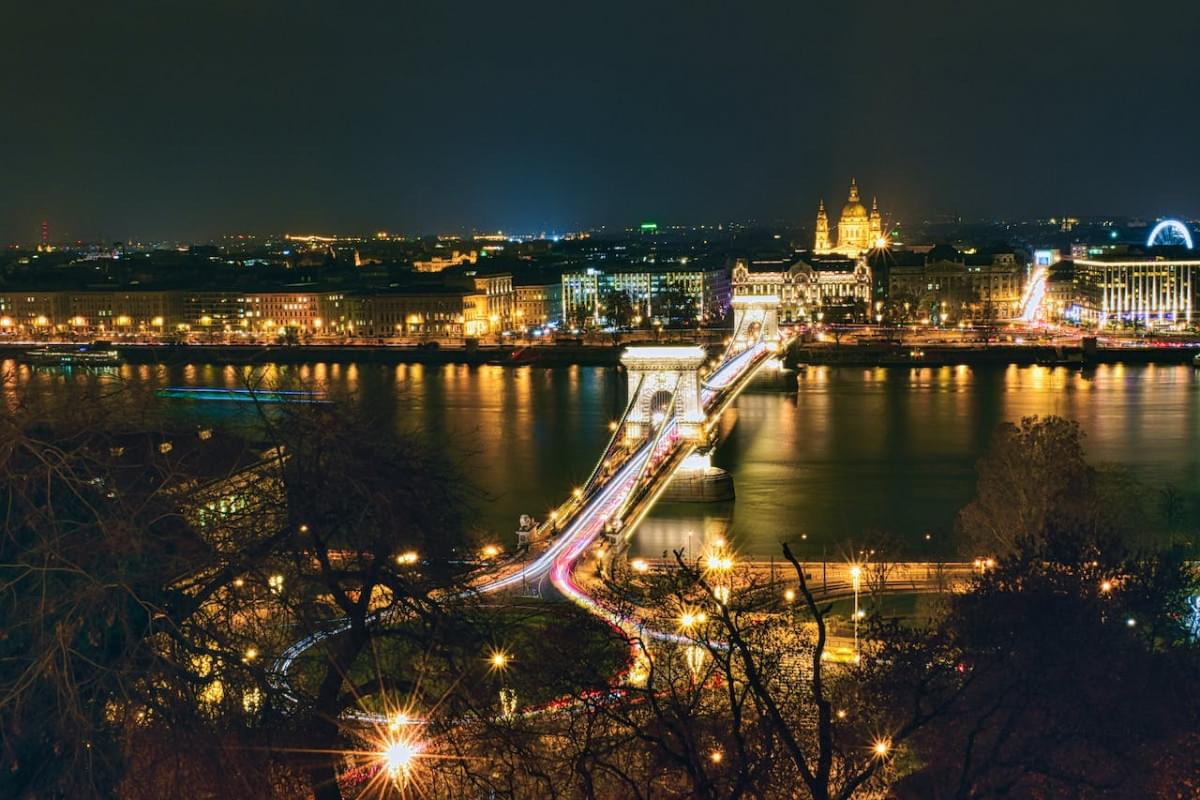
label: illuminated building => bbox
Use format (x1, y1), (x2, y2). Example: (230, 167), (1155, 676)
(412, 249), (478, 273)
(62, 291), (181, 333)
(888, 250), (1024, 320)
(561, 265), (730, 327)
(730, 256), (871, 322)
(182, 292), (248, 331)
(344, 288), (488, 338)
(239, 293), (322, 334)
(814, 178), (884, 256)
(513, 279), (562, 329)
(0, 292), (60, 331)
(1076, 255), (1200, 329)
(467, 272), (514, 331)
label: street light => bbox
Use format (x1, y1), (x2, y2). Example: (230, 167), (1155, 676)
(378, 732), (422, 786)
(873, 738), (892, 758)
(849, 565), (862, 656)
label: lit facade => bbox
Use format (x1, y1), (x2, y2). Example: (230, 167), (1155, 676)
(513, 281), (563, 328)
(730, 257), (871, 321)
(814, 178), (883, 256)
(0, 292), (62, 332)
(888, 255), (1025, 320)
(345, 290), (486, 338)
(412, 249), (478, 273)
(471, 273), (514, 330)
(61, 291), (180, 334)
(561, 266), (730, 327)
(238, 293), (322, 334)
(1076, 257), (1200, 328)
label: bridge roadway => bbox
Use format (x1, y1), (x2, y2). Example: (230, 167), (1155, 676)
(270, 339), (781, 701)
(468, 340), (777, 597)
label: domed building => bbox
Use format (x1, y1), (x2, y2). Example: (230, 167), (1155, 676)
(814, 178), (883, 256)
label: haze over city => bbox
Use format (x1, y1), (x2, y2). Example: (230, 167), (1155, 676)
(4, 0), (1199, 241)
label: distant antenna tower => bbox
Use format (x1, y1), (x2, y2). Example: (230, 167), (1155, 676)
(41, 220), (49, 247)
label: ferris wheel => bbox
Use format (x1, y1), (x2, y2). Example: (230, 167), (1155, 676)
(1146, 219), (1194, 249)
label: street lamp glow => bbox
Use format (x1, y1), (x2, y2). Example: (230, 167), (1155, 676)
(709, 749), (723, 764)
(489, 650), (510, 670)
(482, 544), (501, 559)
(873, 738), (892, 758)
(380, 735), (421, 783)
(849, 565), (862, 657)
(631, 558), (649, 573)
(397, 551), (419, 565)
(783, 588), (796, 603)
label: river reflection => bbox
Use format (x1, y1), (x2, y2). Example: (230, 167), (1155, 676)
(4, 359), (1198, 557)
(636, 363), (1200, 559)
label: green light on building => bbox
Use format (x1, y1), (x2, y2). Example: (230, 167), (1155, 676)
(639, 222), (658, 233)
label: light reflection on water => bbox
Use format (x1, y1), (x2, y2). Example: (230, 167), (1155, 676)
(3, 359), (1198, 557)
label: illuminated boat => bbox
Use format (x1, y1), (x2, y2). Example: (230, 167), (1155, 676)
(153, 387), (329, 404)
(24, 342), (124, 367)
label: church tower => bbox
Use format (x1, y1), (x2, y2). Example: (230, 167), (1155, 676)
(836, 178), (870, 255)
(814, 199), (831, 253)
(869, 197), (883, 247)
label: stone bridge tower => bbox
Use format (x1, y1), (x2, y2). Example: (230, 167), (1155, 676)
(620, 346), (707, 442)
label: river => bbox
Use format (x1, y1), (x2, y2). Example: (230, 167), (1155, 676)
(6, 359), (1199, 558)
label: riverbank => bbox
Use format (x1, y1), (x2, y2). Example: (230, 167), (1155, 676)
(0, 342), (629, 367)
(2, 339), (1197, 368)
(786, 341), (1200, 367)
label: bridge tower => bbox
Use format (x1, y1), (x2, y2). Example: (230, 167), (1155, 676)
(730, 295), (781, 351)
(620, 346), (708, 442)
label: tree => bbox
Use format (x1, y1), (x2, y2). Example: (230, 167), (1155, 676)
(889, 535), (1200, 798)
(0, 397), (302, 797)
(0, 385), (484, 800)
(957, 416), (1099, 557)
(456, 544), (963, 799)
(260, 403), (481, 800)
(655, 286), (698, 328)
(602, 288), (635, 329)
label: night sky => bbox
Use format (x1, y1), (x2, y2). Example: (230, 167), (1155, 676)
(2, 1), (1197, 241)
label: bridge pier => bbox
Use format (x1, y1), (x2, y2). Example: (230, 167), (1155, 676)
(663, 451), (735, 502)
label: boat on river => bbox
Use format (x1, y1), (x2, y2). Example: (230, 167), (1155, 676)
(23, 342), (124, 368)
(154, 387), (330, 404)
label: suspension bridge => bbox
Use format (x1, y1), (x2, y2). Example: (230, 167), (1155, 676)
(271, 294), (789, 699)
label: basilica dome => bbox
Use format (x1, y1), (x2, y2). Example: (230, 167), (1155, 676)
(840, 178), (867, 221)
(814, 177), (883, 256)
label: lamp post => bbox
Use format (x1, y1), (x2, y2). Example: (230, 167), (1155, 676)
(849, 564), (862, 657)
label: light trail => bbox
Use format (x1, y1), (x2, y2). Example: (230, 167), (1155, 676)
(271, 335), (782, 718)
(1018, 266), (1048, 323)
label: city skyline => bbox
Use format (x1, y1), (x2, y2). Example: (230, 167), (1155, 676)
(3, 1), (1199, 242)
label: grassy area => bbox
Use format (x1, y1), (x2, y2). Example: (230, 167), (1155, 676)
(286, 600), (630, 715)
(823, 591), (946, 623)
